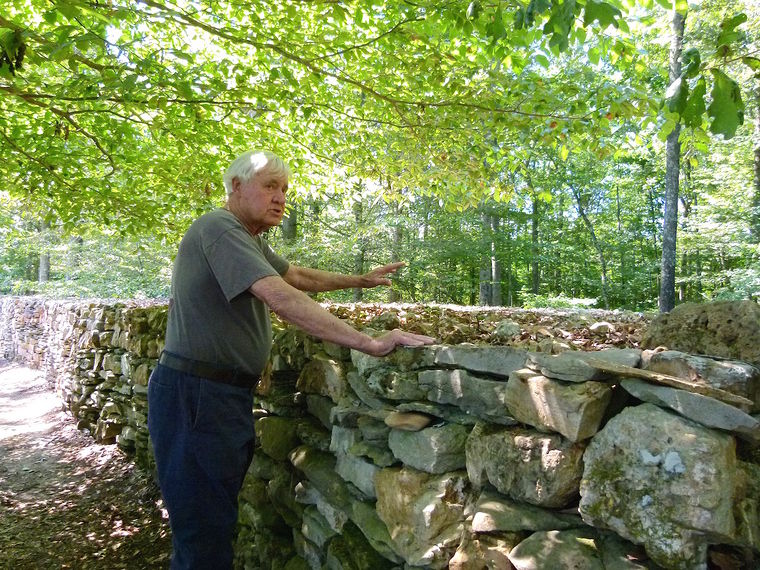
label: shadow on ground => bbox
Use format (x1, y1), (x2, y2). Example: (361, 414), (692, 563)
(0, 360), (171, 569)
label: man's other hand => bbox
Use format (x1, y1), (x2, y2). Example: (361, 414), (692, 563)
(360, 262), (406, 288)
(365, 329), (436, 357)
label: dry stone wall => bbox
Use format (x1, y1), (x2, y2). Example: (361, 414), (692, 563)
(2, 296), (760, 570)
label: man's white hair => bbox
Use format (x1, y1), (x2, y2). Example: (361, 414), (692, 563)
(223, 150), (290, 195)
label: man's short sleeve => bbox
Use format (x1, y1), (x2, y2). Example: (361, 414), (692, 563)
(203, 228), (281, 302)
(262, 240), (289, 276)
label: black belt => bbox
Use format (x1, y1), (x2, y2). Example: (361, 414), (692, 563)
(158, 351), (260, 388)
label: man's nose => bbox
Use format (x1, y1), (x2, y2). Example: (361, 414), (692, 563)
(273, 189), (286, 204)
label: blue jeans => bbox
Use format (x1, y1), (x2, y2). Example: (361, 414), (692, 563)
(147, 364), (256, 569)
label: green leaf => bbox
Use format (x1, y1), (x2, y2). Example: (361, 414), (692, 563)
(680, 48), (700, 79)
(665, 77), (688, 115)
(716, 13), (747, 49)
(466, 1), (481, 20)
(525, 0), (551, 27)
(485, 8), (507, 44)
(707, 69), (744, 139)
(57, 1), (82, 20)
(682, 78), (706, 128)
(588, 47), (600, 65)
(543, 0), (576, 53)
(741, 56), (760, 71)
(583, 0), (621, 30)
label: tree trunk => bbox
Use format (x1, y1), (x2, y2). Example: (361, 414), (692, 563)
(658, 8), (685, 313)
(352, 199), (364, 302)
(38, 220), (50, 283)
(479, 210), (492, 305)
(531, 194), (540, 295)
(752, 83), (760, 242)
(490, 215), (502, 306)
(571, 186), (609, 309)
(389, 200), (402, 303)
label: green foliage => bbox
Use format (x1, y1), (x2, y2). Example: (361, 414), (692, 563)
(707, 69), (745, 138)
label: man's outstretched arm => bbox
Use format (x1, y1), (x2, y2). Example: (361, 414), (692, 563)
(282, 262), (404, 293)
(250, 274), (433, 356)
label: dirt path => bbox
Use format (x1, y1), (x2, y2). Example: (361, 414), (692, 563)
(0, 359), (171, 569)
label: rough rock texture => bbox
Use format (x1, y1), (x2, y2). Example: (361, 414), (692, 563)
(509, 528), (605, 570)
(642, 301), (760, 366)
(388, 423), (470, 474)
(418, 368), (517, 425)
(466, 423), (586, 508)
(471, 490), (583, 532)
(621, 378), (760, 443)
(527, 348), (642, 383)
(504, 368), (612, 442)
(579, 404), (738, 569)
(450, 531), (519, 569)
(645, 350), (760, 411)
(375, 467), (469, 568)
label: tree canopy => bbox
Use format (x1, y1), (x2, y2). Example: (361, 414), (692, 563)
(1, 1), (758, 308)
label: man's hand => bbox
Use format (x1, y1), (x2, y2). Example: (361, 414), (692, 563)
(364, 329), (436, 357)
(359, 262), (406, 288)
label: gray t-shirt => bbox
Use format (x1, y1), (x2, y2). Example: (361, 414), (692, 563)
(164, 208), (289, 376)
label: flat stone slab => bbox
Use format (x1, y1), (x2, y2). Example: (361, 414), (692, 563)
(646, 350), (760, 411)
(434, 345), (528, 379)
(388, 423), (470, 474)
(472, 490), (584, 532)
(509, 528), (605, 570)
(621, 378), (760, 443)
(505, 369), (612, 442)
(527, 348), (642, 383)
(418, 368), (518, 425)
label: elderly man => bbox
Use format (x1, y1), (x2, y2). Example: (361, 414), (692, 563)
(147, 150), (434, 569)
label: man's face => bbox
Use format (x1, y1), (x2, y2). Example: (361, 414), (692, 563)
(230, 171), (288, 234)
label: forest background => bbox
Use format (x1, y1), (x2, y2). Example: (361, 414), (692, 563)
(1, 0), (758, 312)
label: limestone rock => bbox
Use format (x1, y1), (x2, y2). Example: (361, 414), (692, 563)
(735, 462), (760, 552)
(324, 521), (394, 570)
(301, 505), (337, 548)
(621, 378), (760, 443)
(293, 481), (349, 533)
(434, 345), (527, 379)
(471, 490), (584, 532)
(450, 531), (520, 570)
(296, 353), (348, 403)
(346, 370), (388, 410)
(350, 345), (438, 376)
(590, 321), (615, 333)
(641, 300), (760, 367)
(418, 368), (518, 425)
(509, 528), (605, 570)
(365, 368), (425, 401)
(375, 467), (469, 568)
(492, 319), (522, 340)
(349, 500), (403, 564)
(646, 350), (760, 411)
(527, 348), (642, 383)
(335, 452), (380, 499)
(305, 394), (334, 429)
(289, 445), (353, 512)
(388, 423), (470, 474)
(504, 369), (612, 442)
(466, 423), (585, 508)
(579, 404), (737, 569)
(384, 411), (432, 431)
(255, 416), (301, 461)
(396, 401), (479, 425)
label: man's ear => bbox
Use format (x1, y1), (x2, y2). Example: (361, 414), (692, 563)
(231, 177), (242, 193)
